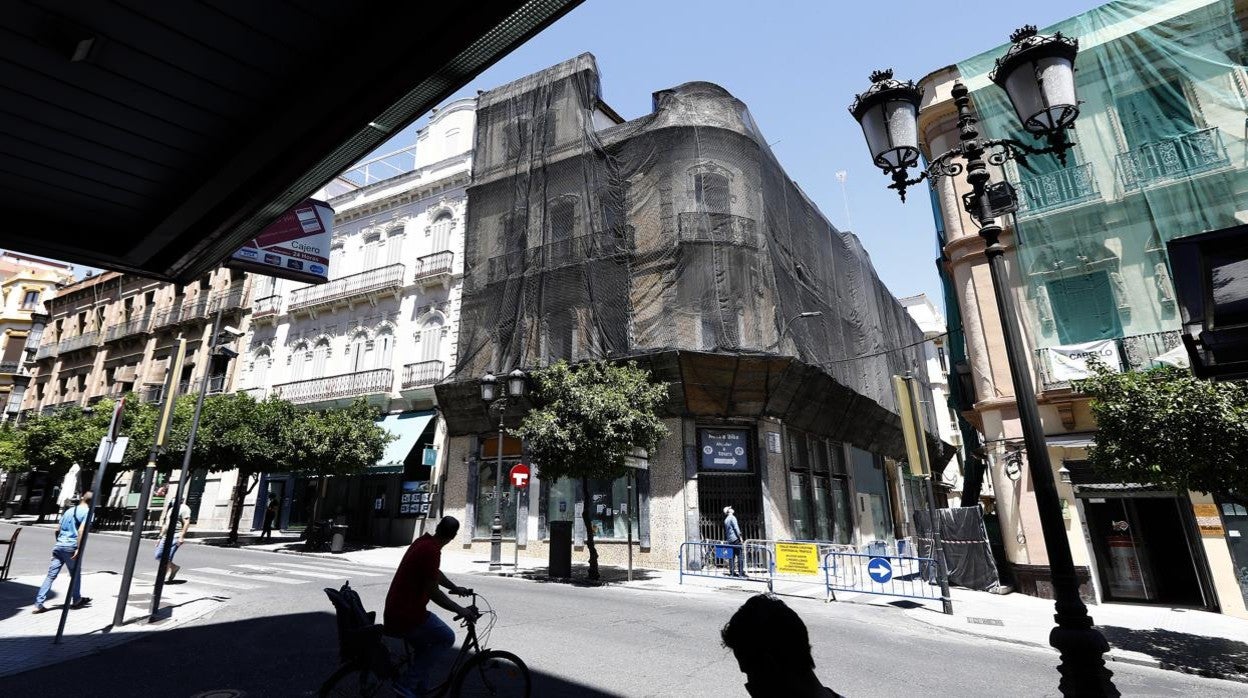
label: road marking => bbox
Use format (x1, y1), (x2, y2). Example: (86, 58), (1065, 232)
(193, 565), (308, 585)
(268, 561), (386, 577)
(137, 570), (262, 591)
(250, 566), (347, 580)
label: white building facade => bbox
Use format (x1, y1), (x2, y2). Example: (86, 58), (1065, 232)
(239, 99), (475, 544)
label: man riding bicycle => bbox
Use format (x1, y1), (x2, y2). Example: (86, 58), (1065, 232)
(384, 516), (480, 697)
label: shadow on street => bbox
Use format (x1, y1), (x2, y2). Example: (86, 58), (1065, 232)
(1099, 625), (1248, 682)
(1, 609), (625, 697)
(0, 578), (51, 623)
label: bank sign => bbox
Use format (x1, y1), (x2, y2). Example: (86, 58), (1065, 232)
(699, 428), (750, 472)
(228, 198), (334, 284)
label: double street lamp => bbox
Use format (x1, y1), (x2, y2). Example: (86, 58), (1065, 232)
(852, 26), (1118, 696)
(480, 368), (527, 571)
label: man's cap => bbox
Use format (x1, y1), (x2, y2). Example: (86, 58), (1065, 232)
(723, 506), (733, 514)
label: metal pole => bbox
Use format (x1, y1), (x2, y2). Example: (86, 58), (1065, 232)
(903, 373), (953, 615)
(489, 402), (504, 571)
(53, 436), (115, 644)
(951, 81), (1116, 694)
(151, 308), (223, 621)
(626, 471), (634, 582)
(114, 339), (186, 627)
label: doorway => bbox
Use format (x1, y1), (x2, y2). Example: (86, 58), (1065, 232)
(1082, 495), (1207, 607)
(1218, 494), (1248, 608)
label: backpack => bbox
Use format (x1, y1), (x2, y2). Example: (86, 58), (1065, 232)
(324, 581), (392, 677)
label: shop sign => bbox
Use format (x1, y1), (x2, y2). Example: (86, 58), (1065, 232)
(228, 198), (334, 284)
(422, 447), (438, 467)
(1193, 503), (1224, 536)
(398, 480), (431, 518)
(1042, 340), (1122, 383)
(774, 542), (819, 576)
(699, 428), (750, 472)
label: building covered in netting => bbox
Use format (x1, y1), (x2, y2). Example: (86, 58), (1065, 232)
(435, 55), (944, 568)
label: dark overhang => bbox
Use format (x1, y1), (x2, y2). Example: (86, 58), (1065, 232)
(1169, 224), (1248, 380)
(0, 0), (581, 282)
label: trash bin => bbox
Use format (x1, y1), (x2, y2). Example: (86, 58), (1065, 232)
(548, 521), (572, 578)
(330, 524), (349, 553)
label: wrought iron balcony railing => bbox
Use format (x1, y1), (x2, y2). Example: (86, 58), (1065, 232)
(1116, 127), (1231, 192)
(152, 289), (247, 328)
(1014, 162), (1100, 214)
(272, 368), (393, 405)
(253, 295), (282, 318)
(413, 252), (454, 285)
(40, 399), (79, 415)
(58, 331), (101, 354)
(676, 213), (758, 248)
(289, 264), (405, 313)
(402, 360), (445, 389)
(1034, 330), (1183, 391)
(486, 229), (633, 283)
(104, 315), (153, 343)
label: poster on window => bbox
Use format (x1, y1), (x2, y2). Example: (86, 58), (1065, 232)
(227, 198), (334, 285)
(398, 480), (431, 518)
(699, 428), (750, 471)
(1043, 340), (1122, 382)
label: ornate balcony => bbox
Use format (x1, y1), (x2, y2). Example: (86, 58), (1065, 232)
(1014, 162), (1100, 214)
(1116, 127), (1231, 192)
(677, 213), (758, 248)
(58, 331), (101, 354)
(402, 360), (444, 391)
(413, 252), (454, 289)
(252, 295), (282, 325)
(288, 264), (404, 316)
(486, 229), (633, 283)
(104, 315), (153, 343)
(152, 289), (246, 329)
(272, 368), (393, 406)
(1035, 330), (1184, 391)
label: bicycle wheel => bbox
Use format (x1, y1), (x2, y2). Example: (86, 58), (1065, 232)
(450, 650), (531, 698)
(319, 664), (386, 698)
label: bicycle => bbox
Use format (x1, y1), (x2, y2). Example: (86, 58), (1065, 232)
(320, 581), (531, 697)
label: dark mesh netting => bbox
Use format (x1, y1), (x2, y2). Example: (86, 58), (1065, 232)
(449, 54), (940, 447)
(915, 507), (1001, 591)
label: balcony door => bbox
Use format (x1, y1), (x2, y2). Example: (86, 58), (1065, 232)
(1047, 271), (1123, 344)
(1116, 78), (1195, 152)
(419, 318), (443, 363)
(348, 334), (372, 373)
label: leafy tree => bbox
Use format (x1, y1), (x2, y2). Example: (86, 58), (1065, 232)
(0, 423), (28, 473)
(286, 398), (394, 523)
(1079, 363), (1248, 495)
(17, 404), (109, 518)
(512, 360), (669, 580)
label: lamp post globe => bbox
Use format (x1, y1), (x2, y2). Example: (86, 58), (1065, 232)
(507, 368), (527, 398)
(990, 25), (1079, 137)
(480, 371), (498, 403)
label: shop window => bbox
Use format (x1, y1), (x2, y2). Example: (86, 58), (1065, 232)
(474, 460), (518, 538)
(788, 431), (852, 544)
(544, 475), (638, 540)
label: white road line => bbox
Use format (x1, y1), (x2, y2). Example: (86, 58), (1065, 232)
(268, 561), (385, 577)
(248, 566), (346, 580)
(193, 565), (308, 585)
(137, 570), (262, 591)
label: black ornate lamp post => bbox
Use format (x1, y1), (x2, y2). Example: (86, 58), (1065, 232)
(480, 368), (526, 571)
(852, 26), (1119, 697)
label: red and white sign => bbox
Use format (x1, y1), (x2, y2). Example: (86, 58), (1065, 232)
(228, 198), (335, 284)
(509, 464), (531, 489)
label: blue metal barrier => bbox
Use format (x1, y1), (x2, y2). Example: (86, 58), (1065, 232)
(678, 541), (772, 590)
(823, 551), (946, 606)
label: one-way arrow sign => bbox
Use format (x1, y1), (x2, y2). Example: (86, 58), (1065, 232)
(867, 557), (893, 584)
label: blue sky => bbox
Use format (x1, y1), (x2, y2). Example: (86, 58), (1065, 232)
(376, 0), (1104, 318)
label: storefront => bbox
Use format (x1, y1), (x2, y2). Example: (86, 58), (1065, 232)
(783, 428), (853, 545)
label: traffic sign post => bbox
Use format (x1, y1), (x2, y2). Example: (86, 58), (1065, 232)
(509, 464), (530, 489)
(508, 464), (529, 575)
(867, 557), (894, 584)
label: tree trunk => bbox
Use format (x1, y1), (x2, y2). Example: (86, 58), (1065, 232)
(226, 468), (254, 544)
(580, 477), (599, 581)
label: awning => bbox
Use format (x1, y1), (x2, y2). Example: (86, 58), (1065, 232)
(373, 411), (436, 474)
(1046, 432), (1096, 448)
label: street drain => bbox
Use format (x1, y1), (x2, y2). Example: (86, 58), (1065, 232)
(966, 617), (1004, 626)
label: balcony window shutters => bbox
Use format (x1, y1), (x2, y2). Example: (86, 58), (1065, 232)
(387, 233), (404, 265)
(431, 215), (452, 251)
(419, 320), (443, 363)
(377, 331), (395, 369)
(311, 341), (329, 377)
(1, 336), (25, 365)
(252, 351), (270, 390)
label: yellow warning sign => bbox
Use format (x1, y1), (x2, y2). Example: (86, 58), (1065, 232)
(1193, 503), (1224, 536)
(774, 542), (820, 575)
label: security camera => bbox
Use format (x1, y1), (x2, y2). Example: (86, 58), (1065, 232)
(216, 347), (239, 359)
(222, 326), (245, 338)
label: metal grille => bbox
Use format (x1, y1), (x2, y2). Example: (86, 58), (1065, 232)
(697, 472), (763, 542)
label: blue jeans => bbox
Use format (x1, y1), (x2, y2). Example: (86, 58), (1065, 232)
(36, 545), (81, 607)
(727, 543), (745, 576)
(400, 612), (456, 692)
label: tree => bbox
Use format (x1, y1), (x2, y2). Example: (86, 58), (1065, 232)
(512, 360), (669, 580)
(18, 404), (109, 518)
(286, 398), (394, 523)
(1079, 363), (1248, 495)
(0, 423), (27, 473)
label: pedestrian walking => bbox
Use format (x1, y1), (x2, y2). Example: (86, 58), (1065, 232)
(261, 494), (278, 540)
(723, 505), (745, 577)
(154, 492), (192, 582)
(721, 594), (843, 697)
(33, 491), (93, 613)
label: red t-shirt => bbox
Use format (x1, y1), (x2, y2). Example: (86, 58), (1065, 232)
(384, 534), (442, 634)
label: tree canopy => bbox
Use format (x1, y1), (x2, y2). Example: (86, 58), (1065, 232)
(1079, 363), (1248, 495)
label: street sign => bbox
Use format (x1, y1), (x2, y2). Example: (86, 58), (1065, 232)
(698, 428), (750, 472)
(509, 464), (530, 489)
(774, 542), (820, 575)
(867, 557), (893, 584)
(93, 437), (129, 464)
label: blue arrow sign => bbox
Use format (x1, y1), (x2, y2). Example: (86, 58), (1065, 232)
(867, 557), (893, 584)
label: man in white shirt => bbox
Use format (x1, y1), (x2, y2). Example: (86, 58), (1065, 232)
(155, 491), (192, 582)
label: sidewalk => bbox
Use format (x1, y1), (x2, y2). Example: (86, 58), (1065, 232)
(0, 570), (222, 679)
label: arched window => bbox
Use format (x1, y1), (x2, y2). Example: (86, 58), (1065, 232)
(376, 327), (395, 369)
(362, 231), (382, 269)
(348, 333), (372, 372)
(386, 225), (405, 265)
(291, 343), (311, 381)
(311, 339), (330, 377)
(418, 315), (445, 363)
(430, 212), (453, 252)
(251, 349), (271, 389)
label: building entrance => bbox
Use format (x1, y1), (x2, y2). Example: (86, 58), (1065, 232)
(1082, 495), (1207, 607)
(698, 472), (763, 542)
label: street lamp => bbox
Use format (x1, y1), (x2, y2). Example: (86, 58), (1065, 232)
(771, 310), (823, 352)
(852, 25), (1118, 697)
(481, 368), (526, 571)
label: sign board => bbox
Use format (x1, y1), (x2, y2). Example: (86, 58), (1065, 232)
(422, 447), (438, 467)
(867, 557), (894, 584)
(892, 375), (928, 477)
(94, 437), (130, 465)
(510, 464), (531, 489)
(1193, 503), (1224, 536)
(398, 480), (431, 517)
(698, 428), (750, 472)
(774, 542), (819, 576)
(1042, 340), (1122, 383)
(766, 432), (781, 454)
(227, 198), (335, 284)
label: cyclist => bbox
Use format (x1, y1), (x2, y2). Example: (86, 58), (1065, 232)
(384, 516), (479, 698)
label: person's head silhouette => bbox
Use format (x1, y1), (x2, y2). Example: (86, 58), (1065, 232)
(721, 594), (838, 697)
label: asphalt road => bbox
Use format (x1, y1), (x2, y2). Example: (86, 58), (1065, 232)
(2, 522), (1246, 697)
